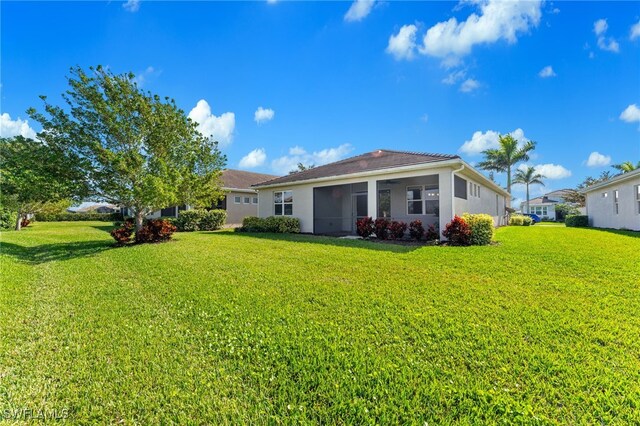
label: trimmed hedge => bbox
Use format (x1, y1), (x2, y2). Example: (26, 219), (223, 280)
(174, 209), (226, 232)
(238, 216), (301, 233)
(462, 213), (494, 246)
(565, 215), (588, 227)
(35, 212), (123, 222)
(509, 215), (533, 226)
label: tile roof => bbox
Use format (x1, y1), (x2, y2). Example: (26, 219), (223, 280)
(254, 149), (459, 187)
(221, 169), (280, 190)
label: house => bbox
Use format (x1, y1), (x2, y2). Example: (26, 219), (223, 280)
(253, 149), (510, 235)
(69, 203), (120, 214)
(519, 189), (584, 221)
(143, 169), (279, 224)
(582, 168), (640, 231)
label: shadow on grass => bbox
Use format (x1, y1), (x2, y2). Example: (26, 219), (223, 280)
(577, 227), (640, 239)
(205, 230), (426, 253)
(91, 224), (118, 233)
(0, 240), (115, 265)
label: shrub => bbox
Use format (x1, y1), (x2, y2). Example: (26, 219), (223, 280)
(462, 213), (494, 246)
(425, 224), (439, 241)
(509, 215), (524, 226)
(135, 219), (177, 243)
(174, 210), (206, 232)
(442, 215), (471, 246)
(522, 216), (533, 226)
(200, 209), (227, 231)
(388, 220), (407, 240)
(35, 212), (123, 222)
(238, 216), (301, 233)
(565, 215), (588, 227)
(0, 209), (18, 230)
(20, 217), (31, 228)
(110, 219), (134, 245)
(374, 218), (390, 240)
(408, 220), (425, 240)
(356, 217), (374, 238)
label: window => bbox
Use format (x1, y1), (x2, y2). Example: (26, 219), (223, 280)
(234, 196), (241, 204)
(636, 185), (640, 214)
(531, 206), (548, 216)
(454, 176), (467, 199)
(252, 197), (258, 205)
(424, 186), (439, 215)
(496, 194), (499, 215)
(378, 189), (391, 218)
(274, 191), (293, 215)
(244, 196), (250, 204)
(614, 190), (619, 215)
(602, 192), (608, 198)
(407, 186), (423, 214)
(477, 185), (481, 197)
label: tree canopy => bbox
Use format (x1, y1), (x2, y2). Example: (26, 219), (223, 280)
(28, 65), (226, 230)
(612, 161), (640, 173)
(513, 165), (545, 213)
(477, 134), (536, 194)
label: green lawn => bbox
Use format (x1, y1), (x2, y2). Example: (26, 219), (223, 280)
(1, 222), (639, 424)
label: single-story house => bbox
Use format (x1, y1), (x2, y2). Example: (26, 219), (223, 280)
(519, 189), (585, 221)
(582, 168), (640, 231)
(253, 149), (511, 235)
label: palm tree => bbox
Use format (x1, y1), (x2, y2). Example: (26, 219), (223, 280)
(477, 134), (536, 194)
(513, 166), (545, 214)
(611, 161), (640, 173)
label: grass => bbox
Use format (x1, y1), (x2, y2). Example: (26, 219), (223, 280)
(1, 222), (639, 424)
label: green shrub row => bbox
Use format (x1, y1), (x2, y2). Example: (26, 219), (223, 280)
(509, 215), (533, 226)
(34, 212), (123, 222)
(461, 213), (495, 246)
(0, 209), (18, 230)
(565, 215), (589, 227)
(238, 216), (301, 233)
(173, 209), (226, 232)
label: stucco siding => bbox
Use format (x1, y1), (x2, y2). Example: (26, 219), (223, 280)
(225, 191), (258, 224)
(586, 176), (640, 231)
(452, 172), (507, 226)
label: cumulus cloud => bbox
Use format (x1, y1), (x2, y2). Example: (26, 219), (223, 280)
(538, 65), (556, 78)
(442, 69), (467, 85)
(134, 66), (159, 87)
(0, 113), (37, 139)
(593, 18), (620, 53)
(459, 128), (531, 155)
(386, 24), (418, 60)
(460, 78), (480, 93)
(239, 148), (267, 169)
(344, 0), (375, 22)
(586, 151), (611, 167)
(418, 0), (542, 63)
(271, 144), (353, 173)
(188, 100), (235, 147)
(519, 163), (571, 179)
(620, 104), (640, 123)
(254, 107), (275, 124)
(631, 19), (640, 40)
(122, 0), (140, 12)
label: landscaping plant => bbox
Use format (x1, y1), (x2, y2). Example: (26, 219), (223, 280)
(388, 220), (407, 240)
(135, 219), (177, 244)
(442, 215), (471, 246)
(374, 218), (390, 240)
(565, 215), (589, 227)
(238, 216), (300, 233)
(110, 219), (135, 245)
(356, 217), (375, 239)
(461, 213), (494, 246)
(408, 220), (425, 240)
(425, 224), (439, 241)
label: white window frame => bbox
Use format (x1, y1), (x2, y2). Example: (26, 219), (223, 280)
(274, 190), (293, 216)
(406, 185), (424, 215)
(234, 196), (241, 204)
(243, 196), (251, 204)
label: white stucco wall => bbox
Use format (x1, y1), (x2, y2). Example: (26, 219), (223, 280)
(585, 175), (640, 231)
(452, 171), (508, 226)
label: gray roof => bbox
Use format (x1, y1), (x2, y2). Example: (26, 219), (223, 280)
(254, 149), (459, 187)
(524, 189), (576, 205)
(222, 169), (279, 190)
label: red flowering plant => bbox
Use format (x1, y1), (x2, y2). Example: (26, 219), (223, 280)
(441, 215), (471, 246)
(424, 224), (439, 241)
(388, 220), (407, 240)
(408, 220), (425, 240)
(135, 219), (177, 244)
(356, 216), (374, 239)
(374, 218), (390, 240)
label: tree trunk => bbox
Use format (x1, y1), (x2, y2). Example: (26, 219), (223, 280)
(507, 167), (512, 194)
(526, 184), (530, 214)
(15, 212), (22, 231)
(134, 210), (144, 232)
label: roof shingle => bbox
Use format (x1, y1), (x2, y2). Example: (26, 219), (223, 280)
(222, 169), (279, 190)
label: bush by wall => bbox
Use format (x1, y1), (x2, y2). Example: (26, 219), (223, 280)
(388, 220), (407, 240)
(0, 209), (18, 230)
(374, 218), (390, 240)
(442, 215), (471, 246)
(238, 216), (301, 233)
(135, 219), (177, 243)
(425, 224), (439, 241)
(174, 209), (226, 232)
(462, 213), (494, 246)
(35, 212), (123, 222)
(565, 215), (589, 227)
(356, 217), (374, 238)
(408, 220), (425, 240)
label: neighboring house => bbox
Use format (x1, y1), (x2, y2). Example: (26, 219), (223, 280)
(582, 168), (640, 231)
(70, 203), (120, 214)
(253, 149), (510, 235)
(519, 189), (584, 221)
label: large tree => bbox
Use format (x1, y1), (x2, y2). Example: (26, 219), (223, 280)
(477, 134), (536, 194)
(612, 161), (640, 173)
(563, 171), (613, 207)
(512, 166), (545, 214)
(0, 136), (87, 230)
(29, 66), (226, 231)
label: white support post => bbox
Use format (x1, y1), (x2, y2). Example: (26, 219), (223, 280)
(367, 178), (378, 220)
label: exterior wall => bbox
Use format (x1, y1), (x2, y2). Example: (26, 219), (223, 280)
(378, 174), (440, 228)
(452, 171), (508, 226)
(585, 176), (640, 231)
(226, 191), (259, 224)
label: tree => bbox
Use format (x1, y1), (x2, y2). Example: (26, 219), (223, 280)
(477, 134), (536, 194)
(564, 171), (613, 207)
(513, 166), (545, 214)
(29, 66), (226, 231)
(288, 162), (315, 175)
(612, 161), (640, 173)
(0, 136), (87, 230)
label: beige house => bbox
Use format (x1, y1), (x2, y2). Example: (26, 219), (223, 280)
(582, 169), (640, 231)
(253, 150), (510, 235)
(214, 169), (279, 224)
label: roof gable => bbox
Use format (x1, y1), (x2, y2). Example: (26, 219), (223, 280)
(222, 169), (280, 190)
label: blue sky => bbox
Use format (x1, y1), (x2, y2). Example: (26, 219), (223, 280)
(1, 0), (639, 205)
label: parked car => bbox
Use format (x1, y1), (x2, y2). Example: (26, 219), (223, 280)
(523, 213), (541, 224)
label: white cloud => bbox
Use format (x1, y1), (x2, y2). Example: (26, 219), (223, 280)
(519, 163), (571, 179)
(418, 0), (542, 63)
(593, 18), (620, 53)
(631, 19), (640, 40)
(538, 65), (556, 78)
(271, 144), (353, 173)
(620, 104), (640, 123)
(134, 66), (158, 87)
(239, 148), (267, 169)
(460, 78), (480, 93)
(122, 0), (140, 12)
(344, 0), (375, 22)
(386, 24), (418, 60)
(442, 69), (467, 85)
(188, 100), (235, 147)
(586, 151), (611, 167)
(254, 107), (275, 124)
(459, 128), (531, 155)
(267, 0), (278, 4)
(0, 113), (37, 139)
